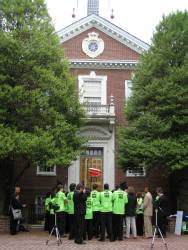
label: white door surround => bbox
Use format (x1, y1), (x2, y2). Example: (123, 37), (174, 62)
(68, 126), (115, 190)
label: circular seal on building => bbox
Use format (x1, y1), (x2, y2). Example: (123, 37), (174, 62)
(82, 32), (104, 58)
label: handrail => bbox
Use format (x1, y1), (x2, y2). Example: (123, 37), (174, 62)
(83, 104), (115, 116)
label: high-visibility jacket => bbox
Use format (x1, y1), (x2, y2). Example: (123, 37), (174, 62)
(91, 190), (101, 212)
(100, 190), (113, 212)
(56, 191), (67, 212)
(85, 196), (93, 219)
(136, 197), (144, 214)
(112, 189), (128, 214)
(45, 197), (51, 212)
(67, 191), (74, 214)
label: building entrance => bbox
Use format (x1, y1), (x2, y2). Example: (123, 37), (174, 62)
(80, 148), (103, 190)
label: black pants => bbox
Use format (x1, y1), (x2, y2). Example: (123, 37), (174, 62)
(136, 214), (144, 236)
(100, 212), (113, 240)
(65, 212), (70, 234)
(74, 214), (85, 243)
(112, 214), (123, 240)
(83, 219), (93, 240)
(10, 214), (18, 235)
(69, 214), (75, 239)
(44, 211), (50, 231)
(56, 211), (66, 236)
(93, 211), (101, 237)
(158, 213), (167, 237)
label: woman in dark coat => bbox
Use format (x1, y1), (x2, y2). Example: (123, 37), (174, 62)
(10, 189), (23, 235)
(125, 186), (137, 238)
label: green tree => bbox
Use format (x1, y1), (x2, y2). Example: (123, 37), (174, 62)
(119, 11), (188, 175)
(0, 0), (84, 213)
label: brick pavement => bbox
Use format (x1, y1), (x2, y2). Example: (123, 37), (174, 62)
(0, 231), (187, 250)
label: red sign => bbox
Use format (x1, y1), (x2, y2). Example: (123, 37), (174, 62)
(89, 168), (101, 177)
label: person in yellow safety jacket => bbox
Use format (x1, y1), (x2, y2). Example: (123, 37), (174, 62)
(99, 183), (114, 242)
(112, 185), (128, 241)
(91, 183), (101, 238)
(64, 191), (69, 235)
(44, 192), (51, 233)
(49, 187), (58, 234)
(83, 188), (93, 240)
(56, 184), (67, 237)
(67, 183), (76, 240)
(136, 192), (144, 236)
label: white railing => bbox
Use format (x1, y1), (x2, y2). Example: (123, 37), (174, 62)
(83, 104), (115, 116)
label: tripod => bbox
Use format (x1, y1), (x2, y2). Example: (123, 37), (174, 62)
(150, 209), (168, 250)
(46, 213), (62, 246)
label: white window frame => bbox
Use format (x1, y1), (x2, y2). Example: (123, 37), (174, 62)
(125, 80), (132, 103)
(78, 71), (107, 105)
(126, 166), (146, 177)
(36, 163), (56, 176)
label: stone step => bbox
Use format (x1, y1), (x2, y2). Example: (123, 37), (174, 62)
(30, 224), (44, 229)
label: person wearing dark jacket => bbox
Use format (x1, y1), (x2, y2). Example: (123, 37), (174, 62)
(73, 184), (87, 244)
(136, 192), (144, 236)
(125, 186), (137, 238)
(10, 187), (23, 235)
(44, 191), (51, 232)
(155, 187), (168, 238)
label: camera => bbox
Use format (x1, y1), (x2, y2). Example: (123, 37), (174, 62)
(49, 202), (60, 212)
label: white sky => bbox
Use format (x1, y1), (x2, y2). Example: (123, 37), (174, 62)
(46, 0), (188, 43)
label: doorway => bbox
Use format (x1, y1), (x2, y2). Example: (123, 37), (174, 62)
(80, 148), (103, 190)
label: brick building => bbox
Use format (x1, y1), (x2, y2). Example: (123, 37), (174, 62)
(17, 0), (168, 213)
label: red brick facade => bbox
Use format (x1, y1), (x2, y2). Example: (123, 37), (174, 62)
(62, 27), (167, 193)
(16, 164), (68, 204)
(71, 68), (131, 123)
(62, 28), (140, 61)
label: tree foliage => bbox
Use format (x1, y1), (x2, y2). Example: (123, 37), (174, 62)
(0, 0), (84, 168)
(119, 11), (188, 174)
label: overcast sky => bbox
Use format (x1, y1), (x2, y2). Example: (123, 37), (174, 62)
(46, 0), (188, 43)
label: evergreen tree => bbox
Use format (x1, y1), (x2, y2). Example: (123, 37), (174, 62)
(119, 11), (188, 175)
(0, 0), (84, 212)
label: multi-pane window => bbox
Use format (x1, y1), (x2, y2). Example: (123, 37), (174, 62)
(126, 166), (146, 177)
(82, 148), (103, 157)
(35, 195), (45, 220)
(78, 72), (107, 105)
(83, 80), (102, 105)
(125, 80), (132, 102)
(36, 162), (56, 176)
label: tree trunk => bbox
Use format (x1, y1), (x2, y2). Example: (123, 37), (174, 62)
(0, 157), (30, 215)
(0, 158), (14, 215)
(170, 168), (188, 213)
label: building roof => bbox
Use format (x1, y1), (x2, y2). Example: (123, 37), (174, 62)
(57, 14), (150, 55)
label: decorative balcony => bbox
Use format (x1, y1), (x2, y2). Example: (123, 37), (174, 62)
(82, 95), (115, 127)
(83, 104), (114, 116)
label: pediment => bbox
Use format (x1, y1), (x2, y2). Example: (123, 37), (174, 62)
(79, 126), (111, 140)
(57, 14), (149, 55)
